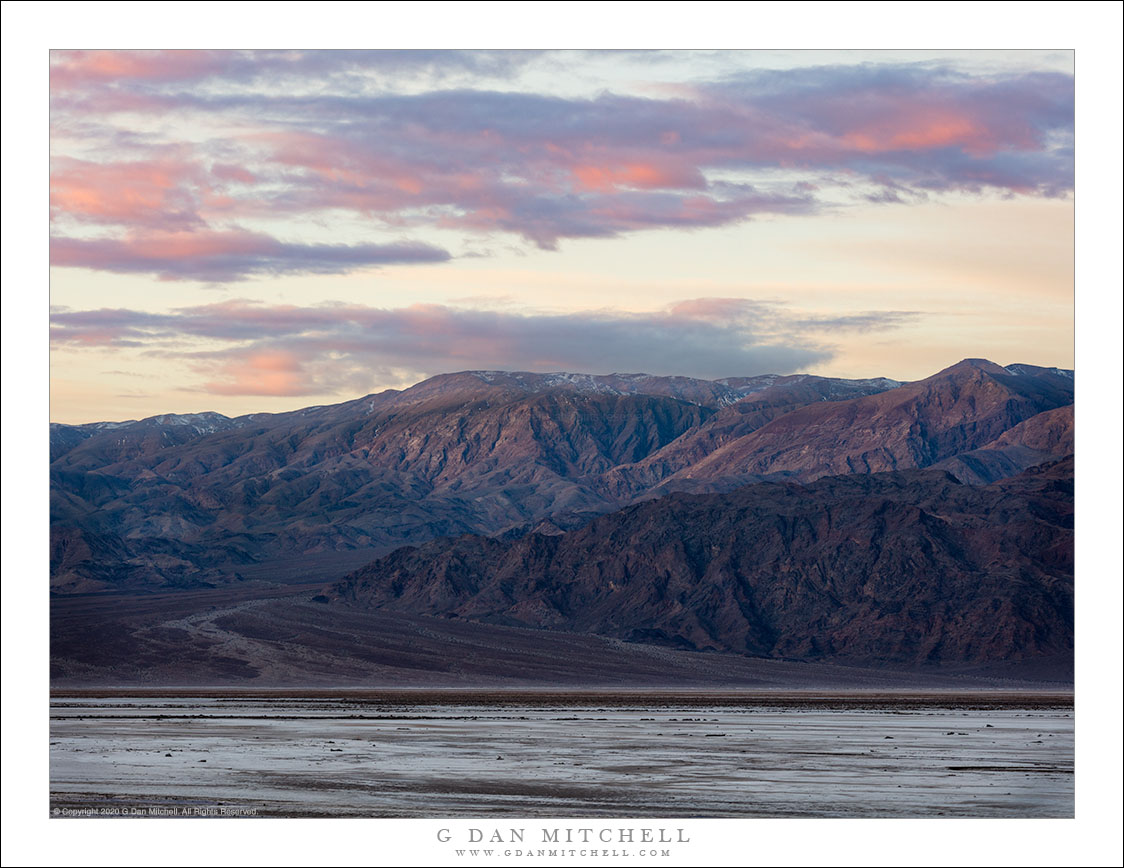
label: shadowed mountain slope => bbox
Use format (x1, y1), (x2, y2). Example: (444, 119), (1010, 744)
(324, 457), (1073, 669)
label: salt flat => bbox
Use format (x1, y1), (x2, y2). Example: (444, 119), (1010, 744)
(49, 694), (1073, 818)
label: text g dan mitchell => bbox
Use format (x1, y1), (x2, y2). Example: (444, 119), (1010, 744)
(437, 828), (690, 844)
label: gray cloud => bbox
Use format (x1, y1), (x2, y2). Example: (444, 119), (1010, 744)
(50, 298), (919, 396)
(49, 231), (450, 282)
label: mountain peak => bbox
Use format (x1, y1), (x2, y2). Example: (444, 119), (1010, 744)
(935, 358), (1012, 377)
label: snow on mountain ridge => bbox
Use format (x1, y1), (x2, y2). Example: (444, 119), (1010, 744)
(1005, 364), (1074, 379)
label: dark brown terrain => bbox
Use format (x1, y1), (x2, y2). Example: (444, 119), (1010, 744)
(323, 458), (1073, 667)
(50, 580), (1072, 687)
(49, 359), (1074, 685)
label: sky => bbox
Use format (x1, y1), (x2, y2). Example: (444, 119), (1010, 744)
(48, 48), (1076, 422)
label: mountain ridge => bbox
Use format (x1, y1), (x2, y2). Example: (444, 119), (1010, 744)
(322, 456), (1074, 668)
(49, 360), (1074, 594)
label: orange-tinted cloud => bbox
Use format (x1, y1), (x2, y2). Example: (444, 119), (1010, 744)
(50, 158), (212, 229)
(50, 50), (229, 91)
(572, 161), (704, 192)
(201, 350), (313, 396)
(49, 55), (1074, 272)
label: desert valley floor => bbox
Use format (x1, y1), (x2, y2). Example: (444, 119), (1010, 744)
(50, 691), (1073, 819)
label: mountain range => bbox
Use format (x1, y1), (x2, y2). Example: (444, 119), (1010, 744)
(49, 358), (1074, 683)
(50, 359), (1073, 594)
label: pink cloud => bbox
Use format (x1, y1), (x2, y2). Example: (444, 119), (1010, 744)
(201, 349), (314, 396)
(571, 160), (704, 192)
(668, 298), (763, 320)
(47, 56), (1073, 275)
(50, 50), (229, 92)
(210, 163), (257, 184)
(50, 158), (212, 229)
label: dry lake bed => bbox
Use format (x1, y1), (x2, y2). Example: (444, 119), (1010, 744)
(49, 691), (1073, 818)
